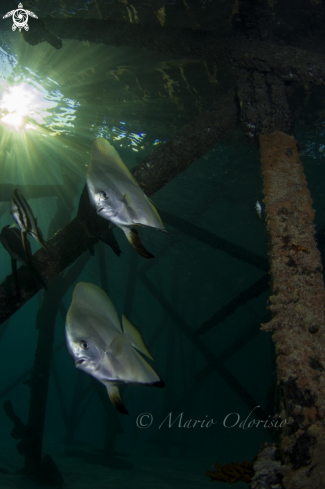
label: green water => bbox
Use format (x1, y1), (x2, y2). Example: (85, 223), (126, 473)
(0, 1), (324, 488)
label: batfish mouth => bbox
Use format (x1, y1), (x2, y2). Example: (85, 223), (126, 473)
(75, 358), (87, 367)
(97, 207), (104, 214)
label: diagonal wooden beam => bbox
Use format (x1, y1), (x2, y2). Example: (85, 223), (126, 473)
(0, 90), (237, 327)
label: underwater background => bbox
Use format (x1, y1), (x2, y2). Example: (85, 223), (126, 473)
(0, 1), (324, 488)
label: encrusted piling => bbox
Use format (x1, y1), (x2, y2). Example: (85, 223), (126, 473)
(260, 130), (325, 489)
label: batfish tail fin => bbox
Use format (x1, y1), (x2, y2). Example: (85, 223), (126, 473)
(122, 227), (154, 259)
(105, 383), (129, 415)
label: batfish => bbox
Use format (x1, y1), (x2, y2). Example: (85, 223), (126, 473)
(10, 189), (58, 267)
(65, 282), (164, 414)
(87, 138), (166, 258)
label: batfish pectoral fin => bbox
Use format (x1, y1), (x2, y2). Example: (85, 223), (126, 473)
(122, 314), (154, 360)
(122, 227), (154, 259)
(109, 334), (125, 357)
(122, 193), (131, 207)
(104, 383), (129, 415)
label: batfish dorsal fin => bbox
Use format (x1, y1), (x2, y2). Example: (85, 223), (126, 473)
(105, 383), (129, 415)
(72, 282), (122, 332)
(122, 314), (154, 360)
(91, 138), (138, 186)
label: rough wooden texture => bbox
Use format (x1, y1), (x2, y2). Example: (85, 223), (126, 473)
(131, 90), (237, 196)
(260, 131), (325, 489)
(0, 91), (237, 327)
(237, 70), (291, 142)
(20, 17), (325, 87)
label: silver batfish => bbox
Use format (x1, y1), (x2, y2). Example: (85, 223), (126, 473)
(65, 282), (164, 414)
(87, 138), (166, 258)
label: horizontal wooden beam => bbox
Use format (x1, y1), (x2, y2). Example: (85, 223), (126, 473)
(21, 17), (325, 86)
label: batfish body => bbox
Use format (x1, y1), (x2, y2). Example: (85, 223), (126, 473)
(65, 282), (164, 414)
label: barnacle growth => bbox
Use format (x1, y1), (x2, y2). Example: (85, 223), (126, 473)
(206, 460), (254, 483)
(260, 131), (325, 489)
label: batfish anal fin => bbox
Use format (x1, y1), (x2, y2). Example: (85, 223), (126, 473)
(122, 227), (154, 259)
(105, 383), (129, 415)
(122, 314), (154, 360)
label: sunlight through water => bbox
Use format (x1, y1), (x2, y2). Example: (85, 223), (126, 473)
(0, 76), (79, 134)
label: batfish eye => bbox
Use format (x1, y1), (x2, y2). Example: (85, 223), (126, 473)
(80, 340), (89, 350)
(100, 191), (108, 200)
